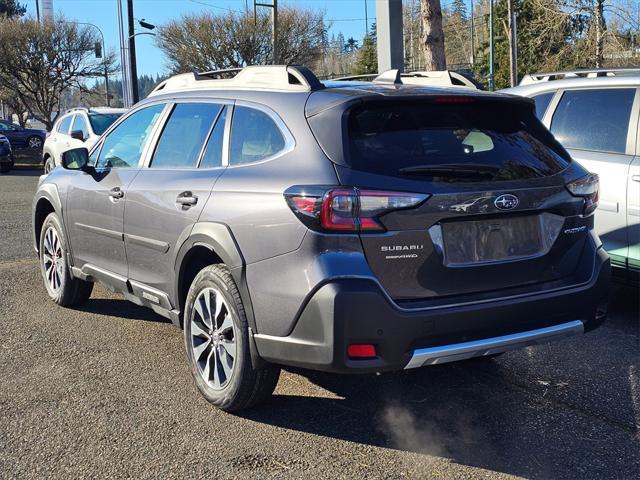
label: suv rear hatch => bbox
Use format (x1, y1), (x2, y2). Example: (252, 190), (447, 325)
(304, 92), (597, 301)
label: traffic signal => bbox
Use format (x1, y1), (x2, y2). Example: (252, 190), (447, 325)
(95, 41), (102, 59)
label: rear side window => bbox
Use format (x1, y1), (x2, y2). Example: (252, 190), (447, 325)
(151, 103), (222, 169)
(229, 106), (285, 165)
(57, 116), (72, 134)
(200, 107), (227, 169)
(347, 100), (570, 182)
(550, 88), (635, 154)
(71, 115), (89, 140)
(532, 92), (554, 120)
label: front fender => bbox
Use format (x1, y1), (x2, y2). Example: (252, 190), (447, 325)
(32, 182), (63, 254)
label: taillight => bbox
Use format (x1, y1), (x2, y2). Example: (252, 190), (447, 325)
(566, 174), (599, 215)
(285, 186), (429, 233)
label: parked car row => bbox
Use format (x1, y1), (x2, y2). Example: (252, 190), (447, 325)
(33, 65), (610, 412)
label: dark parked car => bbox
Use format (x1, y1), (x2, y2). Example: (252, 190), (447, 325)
(32, 66), (610, 412)
(0, 119), (46, 149)
(0, 134), (13, 173)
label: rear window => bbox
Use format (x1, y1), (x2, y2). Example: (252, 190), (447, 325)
(89, 113), (123, 135)
(347, 100), (571, 182)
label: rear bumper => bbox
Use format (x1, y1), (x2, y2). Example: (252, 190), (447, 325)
(254, 247), (610, 373)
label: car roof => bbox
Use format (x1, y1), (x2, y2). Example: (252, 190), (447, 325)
(502, 71), (640, 96)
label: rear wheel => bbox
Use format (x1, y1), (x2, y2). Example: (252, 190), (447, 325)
(39, 213), (93, 306)
(184, 264), (280, 412)
(27, 136), (43, 149)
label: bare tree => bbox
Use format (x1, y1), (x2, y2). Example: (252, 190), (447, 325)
(420, 0), (447, 70)
(0, 17), (117, 130)
(156, 7), (328, 74)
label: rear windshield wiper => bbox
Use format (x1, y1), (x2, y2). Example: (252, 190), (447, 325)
(398, 163), (500, 177)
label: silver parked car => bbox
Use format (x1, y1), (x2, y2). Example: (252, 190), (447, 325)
(503, 68), (640, 282)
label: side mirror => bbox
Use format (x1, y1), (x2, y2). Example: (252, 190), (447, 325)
(62, 148), (91, 172)
(70, 130), (86, 142)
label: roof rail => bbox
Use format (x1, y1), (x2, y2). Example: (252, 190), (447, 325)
(64, 107), (89, 114)
(332, 69), (479, 89)
(149, 65), (324, 96)
(520, 67), (640, 85)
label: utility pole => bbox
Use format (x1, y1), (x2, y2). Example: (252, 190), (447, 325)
(507, 0), (517, 86)
(470, 0), (475, 66)
(117, 0), (131, 107)
(254, 1), (278, 64)
(127, 0), (139, 103)
(489, 0), (495, 91)
(365, 0), (369, 35)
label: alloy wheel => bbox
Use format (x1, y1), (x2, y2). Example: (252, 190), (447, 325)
(189, 287), (237, 390)
(42, 226), (64, 293)
(29, 137), (42, 148)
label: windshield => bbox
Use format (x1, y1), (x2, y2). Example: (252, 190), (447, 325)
(89, 113), (123, 135)
(347, 100), (571, 182)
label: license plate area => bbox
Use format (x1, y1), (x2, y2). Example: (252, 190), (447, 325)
(433, 213), (564, 267)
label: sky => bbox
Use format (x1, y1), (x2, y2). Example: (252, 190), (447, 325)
(20, 0), (392, 78)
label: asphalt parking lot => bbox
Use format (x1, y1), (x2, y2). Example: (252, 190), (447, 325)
(0, 171), (638, 479)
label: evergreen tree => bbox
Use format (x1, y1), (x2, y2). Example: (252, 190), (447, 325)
(451, 0), (467, 21)
(0, 0), (26, 17)
(352, 23), (377, 75)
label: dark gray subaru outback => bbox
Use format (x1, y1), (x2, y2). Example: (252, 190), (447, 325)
(32, 66), (610, 411)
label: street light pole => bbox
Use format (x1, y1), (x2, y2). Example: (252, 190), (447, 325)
(61, 21), (111, 106)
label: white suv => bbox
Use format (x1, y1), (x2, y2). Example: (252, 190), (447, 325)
(43, 107), (126, 173)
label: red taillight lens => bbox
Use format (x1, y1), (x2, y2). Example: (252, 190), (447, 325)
(285, 187), (429, 233)
(347, 344), (377, 359)
(566, 174), (599, 215)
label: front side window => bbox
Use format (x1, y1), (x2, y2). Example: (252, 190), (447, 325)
(151, 103), (222, 169)
(229, 106), (286, 165)
(550, 88), (635, 154)
(96, 104), (164, 169)
(71, 115), (90, 140)
(532, 92), (554, 120)
(57, 116), (72, 134)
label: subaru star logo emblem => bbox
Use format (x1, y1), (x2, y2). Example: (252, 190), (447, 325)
(494, 194), (519, 210)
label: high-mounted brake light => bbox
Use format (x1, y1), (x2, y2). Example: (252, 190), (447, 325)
(433, 96), (475, 103)
(566, 174), (599, 215)
(285, 186), (429, 233)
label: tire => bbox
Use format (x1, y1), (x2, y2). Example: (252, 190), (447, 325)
(0, 162), (9, 174)
(44, 156), (55, 174)
(39, 212), (93, 307)
(27, 135), (43, 149)
(184, 264), (280, 412)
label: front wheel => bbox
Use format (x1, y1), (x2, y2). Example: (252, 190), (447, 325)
(44, 156), (55, 174)
(184, 265), (280, 412)
(39, 212), (93, 306)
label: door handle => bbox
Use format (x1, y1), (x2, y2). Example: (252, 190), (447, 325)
(632, 175), (640, 183)
(176, 191), (198, 206)
(109, 187), (124, 199)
